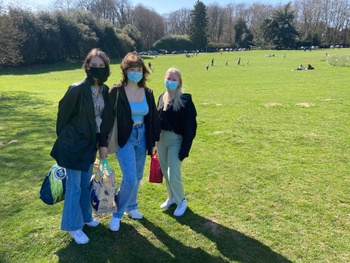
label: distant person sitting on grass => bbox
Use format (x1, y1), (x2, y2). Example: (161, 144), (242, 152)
(297, 64), (304, 70)
(307, 64), (314, 70)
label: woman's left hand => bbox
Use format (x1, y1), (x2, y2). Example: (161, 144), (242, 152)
(99, 147), (108, 159)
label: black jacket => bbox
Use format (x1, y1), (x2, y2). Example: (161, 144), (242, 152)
(157, 93), (197, 161)
(50, 78), (112, 172)
(108, 84), (160, 155)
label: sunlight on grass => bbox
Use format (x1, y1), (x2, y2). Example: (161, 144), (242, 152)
(1, 49), (350, 262)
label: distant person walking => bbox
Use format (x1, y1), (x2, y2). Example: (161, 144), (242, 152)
(148, 62), (153, 72)
(237, 57), (241, 65)
(211, 58), (214, 66)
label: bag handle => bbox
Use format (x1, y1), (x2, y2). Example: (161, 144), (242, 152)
(152, 149), (158, 160)
(103, 158), (111, 176)
(97, 158), (111, 177)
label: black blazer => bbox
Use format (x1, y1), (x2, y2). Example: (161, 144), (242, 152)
(50, 78), (111, 172)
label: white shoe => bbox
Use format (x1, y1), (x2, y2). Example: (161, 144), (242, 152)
(109, 217), (120, 232)
(84, 218), (100, 227)
(174, 199), (187, 217)
(160, 197), (176, 209)
(125, 209), (143, 219)
(69, 229), (89, 244)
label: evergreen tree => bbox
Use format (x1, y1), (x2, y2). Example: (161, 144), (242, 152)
(0, 14), (25, 66)
(188, 0), (208, 50)
(234, 17), (253, 48)
(261, 3), (299, 49)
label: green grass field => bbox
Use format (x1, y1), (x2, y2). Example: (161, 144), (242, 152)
(0, 48), (349, 263)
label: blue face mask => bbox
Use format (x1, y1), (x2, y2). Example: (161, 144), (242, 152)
(127, 72), (143, 83)
(165, 80), (178, 91)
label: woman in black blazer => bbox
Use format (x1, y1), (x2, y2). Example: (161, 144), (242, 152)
(50, 48), (113, 245)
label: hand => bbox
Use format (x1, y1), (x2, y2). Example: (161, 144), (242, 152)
(99, 147), (108, 160)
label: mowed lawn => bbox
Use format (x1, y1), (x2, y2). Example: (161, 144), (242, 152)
(0, 48), (349, 263)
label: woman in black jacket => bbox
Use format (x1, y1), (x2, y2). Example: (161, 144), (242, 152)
(157, 67), (197, 217)
(50, 48), (112, 244)
(108, 52), (160, 232)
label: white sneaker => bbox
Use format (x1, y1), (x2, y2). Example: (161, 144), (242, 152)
(109, 217), (120, 232)
(84, 218), (100, 227)
(125, 209), (143, 219)
(69, 229), (89, 244)
(160, 197), (176, 209)
(174, 199), (187, 217)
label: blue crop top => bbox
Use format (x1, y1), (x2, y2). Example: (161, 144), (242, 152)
(129, 96), (149, 123)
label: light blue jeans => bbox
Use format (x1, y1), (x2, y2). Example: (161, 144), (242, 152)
(61, 164), (93, 231)
(112, 124), (146, 219)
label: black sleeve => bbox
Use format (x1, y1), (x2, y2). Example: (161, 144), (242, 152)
(56, 85), (81, 136)
(179, 95), (197, 161)
(150, 90), (161, 143)
(99, 84), (114, 147)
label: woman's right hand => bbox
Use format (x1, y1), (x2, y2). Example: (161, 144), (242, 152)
(99, 147), (108, 159)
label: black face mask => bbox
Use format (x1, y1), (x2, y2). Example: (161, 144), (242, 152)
(89, 67), (108, 79)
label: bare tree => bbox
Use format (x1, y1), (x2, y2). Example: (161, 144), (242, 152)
(165, 8), (191, 35)
(247, 3), (274, 47)
(207, 4), (226, 43)
(54, 0), (79, 11)
(114, 0), (132, 28)
(130, 5), (165, 50)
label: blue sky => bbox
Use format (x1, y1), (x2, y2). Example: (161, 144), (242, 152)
(5, 0), (291, 14)
(131, 0), (290, 14)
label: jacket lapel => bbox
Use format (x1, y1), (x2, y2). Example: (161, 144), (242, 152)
(82, 79), (96, 137)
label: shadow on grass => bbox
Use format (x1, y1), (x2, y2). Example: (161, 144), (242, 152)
(55, 220), (226, 263)
(144, 208), (292, 263)
(0, 92), (55, 175)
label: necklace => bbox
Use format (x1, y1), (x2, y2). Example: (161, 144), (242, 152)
(126, 87), (139, 97)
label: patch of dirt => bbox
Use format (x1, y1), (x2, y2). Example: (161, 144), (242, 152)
(264, 103), (282, 107)
(296, 103), (314, 107)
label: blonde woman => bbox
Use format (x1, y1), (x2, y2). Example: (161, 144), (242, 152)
(156, 68), (197, 217)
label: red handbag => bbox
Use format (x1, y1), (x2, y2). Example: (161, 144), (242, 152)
(149, 150), (163, 183)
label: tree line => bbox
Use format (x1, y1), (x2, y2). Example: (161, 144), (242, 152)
(0, 0), (349, 67)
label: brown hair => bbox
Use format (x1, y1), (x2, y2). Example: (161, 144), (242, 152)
(120, 52), (150, 87)
(83, 48), (111, 85)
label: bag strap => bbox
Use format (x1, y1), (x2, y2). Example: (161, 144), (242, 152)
(114, 89), (119, 110)
(103, 159), (111, 176)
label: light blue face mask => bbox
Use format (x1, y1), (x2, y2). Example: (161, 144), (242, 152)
(165, 80), (178, 91)
(127, 72), (143, 83)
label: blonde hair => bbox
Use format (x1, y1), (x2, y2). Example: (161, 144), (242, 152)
(159, 68), (185, 112)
